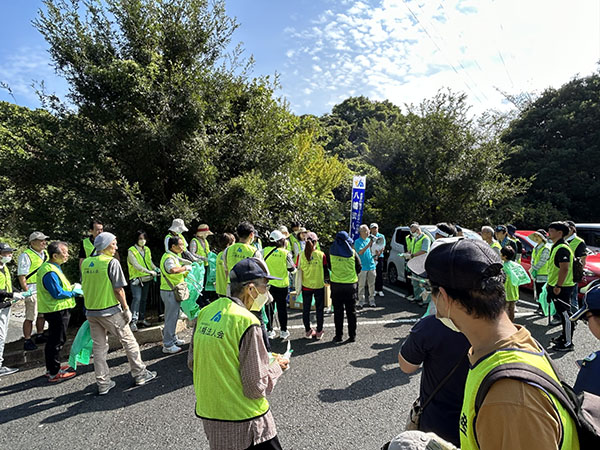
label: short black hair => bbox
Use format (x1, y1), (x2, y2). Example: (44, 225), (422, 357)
(436, 222), (456, 237)
(135, 230), (147, 241)
(89, 220), (103, 230)
(168, 236), (181, 250)
(48, 241), (68, 259)
(566, 220), (576, 230)
(501, 245), (516, 261)
(432, 273), (507, 320)
(236, 222), (255, 239)
(291, 222), (301, 229)
(548, 221), (569, 237)
(219, 232), (235, 249)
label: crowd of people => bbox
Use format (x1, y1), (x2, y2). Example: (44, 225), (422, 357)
(1, 217), (599, 449)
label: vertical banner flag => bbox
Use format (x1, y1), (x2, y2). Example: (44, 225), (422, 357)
(350, 175), (366, 241)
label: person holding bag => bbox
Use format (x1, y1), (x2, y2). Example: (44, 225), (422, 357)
(160, 236), (191, 354)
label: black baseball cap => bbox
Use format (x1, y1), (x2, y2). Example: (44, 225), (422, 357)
(507, 224), (516, 235)
(407, 237), (503, 290)
(571, 281), (600, 321)
(495, 225), (507, 233)
(230, 257), (281, 283)
(0, 243), (16, 253)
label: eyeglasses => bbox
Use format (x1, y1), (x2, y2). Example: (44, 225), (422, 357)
(244, 282), (271, 291)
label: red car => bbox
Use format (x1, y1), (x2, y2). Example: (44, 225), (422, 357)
(515, 230), (600, 297)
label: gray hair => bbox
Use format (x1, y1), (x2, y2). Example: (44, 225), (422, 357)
(481, 226), (494, 234)
(230, 278), (264, 297)
(48, 241), (68, 260)
(359, 224), (370, 233)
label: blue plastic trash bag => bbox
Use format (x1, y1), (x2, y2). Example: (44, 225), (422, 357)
(68, 320), (93, 369)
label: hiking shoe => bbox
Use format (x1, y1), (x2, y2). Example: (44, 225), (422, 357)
(279, 330), (290, 340)
(305, 329), (316, 339)
(139, 319), (152, 327)
(345, 336), (356, 343)
(24, 339), (37, 351)
(552, 342), (574, 352)
(98, 380), (116, 395)
(48, 370), (76, 383)
(130, 322), (138, 332)
(135, 370), (157, 386)
(315, 330), (324, 340)
(162, 344), (182, 354)
(34, 334), (47, 344)
(267, 330), (276, 339)
(0, 366), (19, 376)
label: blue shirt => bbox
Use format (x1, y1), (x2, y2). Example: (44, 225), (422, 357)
(574, 351), (600, 396)
(42, 264), (76, 300)
(354, 237), (376, 271)
(400, 315), (471, 447)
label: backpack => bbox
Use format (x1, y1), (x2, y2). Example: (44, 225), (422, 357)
(573, 257), (585, 283)
(474, 357), (600, 449)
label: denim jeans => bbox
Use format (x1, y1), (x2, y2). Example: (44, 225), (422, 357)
(131, 281), (151, 322)
(160, 289), (180, 347)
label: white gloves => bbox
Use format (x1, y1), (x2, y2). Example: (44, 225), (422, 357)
(12, 292), (25, 301)
(72, 283), (82, 290)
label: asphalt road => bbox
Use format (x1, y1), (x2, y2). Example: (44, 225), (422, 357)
(1, 285), (597, 450)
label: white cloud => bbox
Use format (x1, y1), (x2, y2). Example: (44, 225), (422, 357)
(280, 0), (600, 116)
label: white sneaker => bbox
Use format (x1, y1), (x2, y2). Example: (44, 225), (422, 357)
(267, 330), (276, 339)
(279, 330), (290, 340)
(135, 370), (157, 386)
(162, 345), (182, 354)
(174, 338), (185, 346)
(378, 291), (385, 297)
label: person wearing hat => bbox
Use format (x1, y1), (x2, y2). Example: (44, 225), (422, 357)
(404, 223), (431, 304)
(494, 225), (519, 260)
(529, 229), (551, 301)
(0, 242), (25, 376)
(291, 225), (307, 260)
(566, 220), (587, 312)
(546, 221), (577, 351)
(570, 281), (600, 396)
(215, 233), (236, 297)
(328, 231), (361, 343)
(18, 231), (50, 351)
(407, 237), (579, 450)
(78, 219), (103, 268)
(296, 231), (328, 339)
(37, 241), (80, 382)
(224, 222), (262, 284)
(370, 223), (386, 297)
(433, 223), (456, 240)
(480, 226), (501, 255)
(190, 224), (214, 302)
(192, 257), (289, 450)
(81, 232), (156, 395)
(262, 230), (295, 340)
(127, 230), (160, 331)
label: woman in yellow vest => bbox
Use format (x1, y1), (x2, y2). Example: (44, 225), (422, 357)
(215, 233), (235, 297)
(529, 229), (551, 301)
(36, 241), (80, 382)
(263, 230), (296, 341)
(127, 230), (160, 331)
(328, 231), (361, 343)
(160, 236), (191, 354)
(190, 224), (214, 302)
(296, 232), (328, 340)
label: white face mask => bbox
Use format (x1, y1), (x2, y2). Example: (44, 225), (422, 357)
(411, 232), (419, 238)
(434, 293), (461, 333)
(1, 256), (11, 264)
(249, 287), (271, 311)
(138, 239), (146, 247)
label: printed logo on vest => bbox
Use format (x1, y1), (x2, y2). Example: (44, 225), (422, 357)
(210, 311), (222, 322)
(89, 262), (95, 267)
(237, 247), (242, 252)
(459, 412), (468, 435)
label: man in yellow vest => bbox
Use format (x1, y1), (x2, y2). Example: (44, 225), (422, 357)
(78, 219), (103, 268)
(566, 220), (587, 312)
(480, 226), (501, 255)
(37, 241), (81, 382)
(404, 223), (431, 304)
(192, 257), (288, 450)
(17, 231), (49, 351)
(82, 232), (156, 395)
(1, 242), (25, 377)
(407, 238), (579, 450)
(224, 222), (262, 284)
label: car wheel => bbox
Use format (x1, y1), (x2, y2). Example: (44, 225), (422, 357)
(388, 263), (399, 285)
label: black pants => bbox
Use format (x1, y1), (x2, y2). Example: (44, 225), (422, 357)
(302, 288), (324, 333)
(375, 257), (384, 291)
(44, 309), (71, 375)
(548, 285), (575, 345)
(331, 282), (357, 339)
(266, 286), (288, 332)
(245, 435), (283, 450)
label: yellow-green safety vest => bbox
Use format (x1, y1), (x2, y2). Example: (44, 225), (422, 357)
(191, 237), (210, 266)
(263, 246), (290, 288)
(568, 235), (585, 254)
(160, 252), (185, 291)
(460, 346), (579, 450)
(532, 244), (551, 277)
(548, 243), (575, 287)
(406, 234), (430, 255)
(23, 248), (49, 284)
(127, 245), (154, 280)
(225, 243), (257, 281)
(215, 251), (227, 296)
(490, 240), (501, 253)
(81, 254), (119, 311)
(0, 264), (12, 293)
(82, 237), (95, 258)
(330, 252), (358, 284)
(299, 250), (325, 289)
(36, 262), (76, 313)
(193, 297), (270, 421)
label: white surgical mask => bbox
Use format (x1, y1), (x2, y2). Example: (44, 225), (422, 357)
(138, 239), (146, 247)
(1, 256), (11, 264)
(411, 232), (419, 238)
(434, 293), (461, 333)
(249, 287), (271, 311)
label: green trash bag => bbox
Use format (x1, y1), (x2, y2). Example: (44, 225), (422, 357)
(296, 292), (315, 307)
(68, 320), (93, 369)
(504, 260), (531, 286)
(180, 262), (205, 320)
(537, 283), (556, 317)
(205, 252), (217, 292)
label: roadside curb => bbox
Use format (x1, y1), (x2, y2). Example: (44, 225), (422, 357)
(3, 319), (189, 369)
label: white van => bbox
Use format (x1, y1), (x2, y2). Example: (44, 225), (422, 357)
(386, 225), (482, 284)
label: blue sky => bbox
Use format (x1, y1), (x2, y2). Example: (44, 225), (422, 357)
(1, 0), (599, 116)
